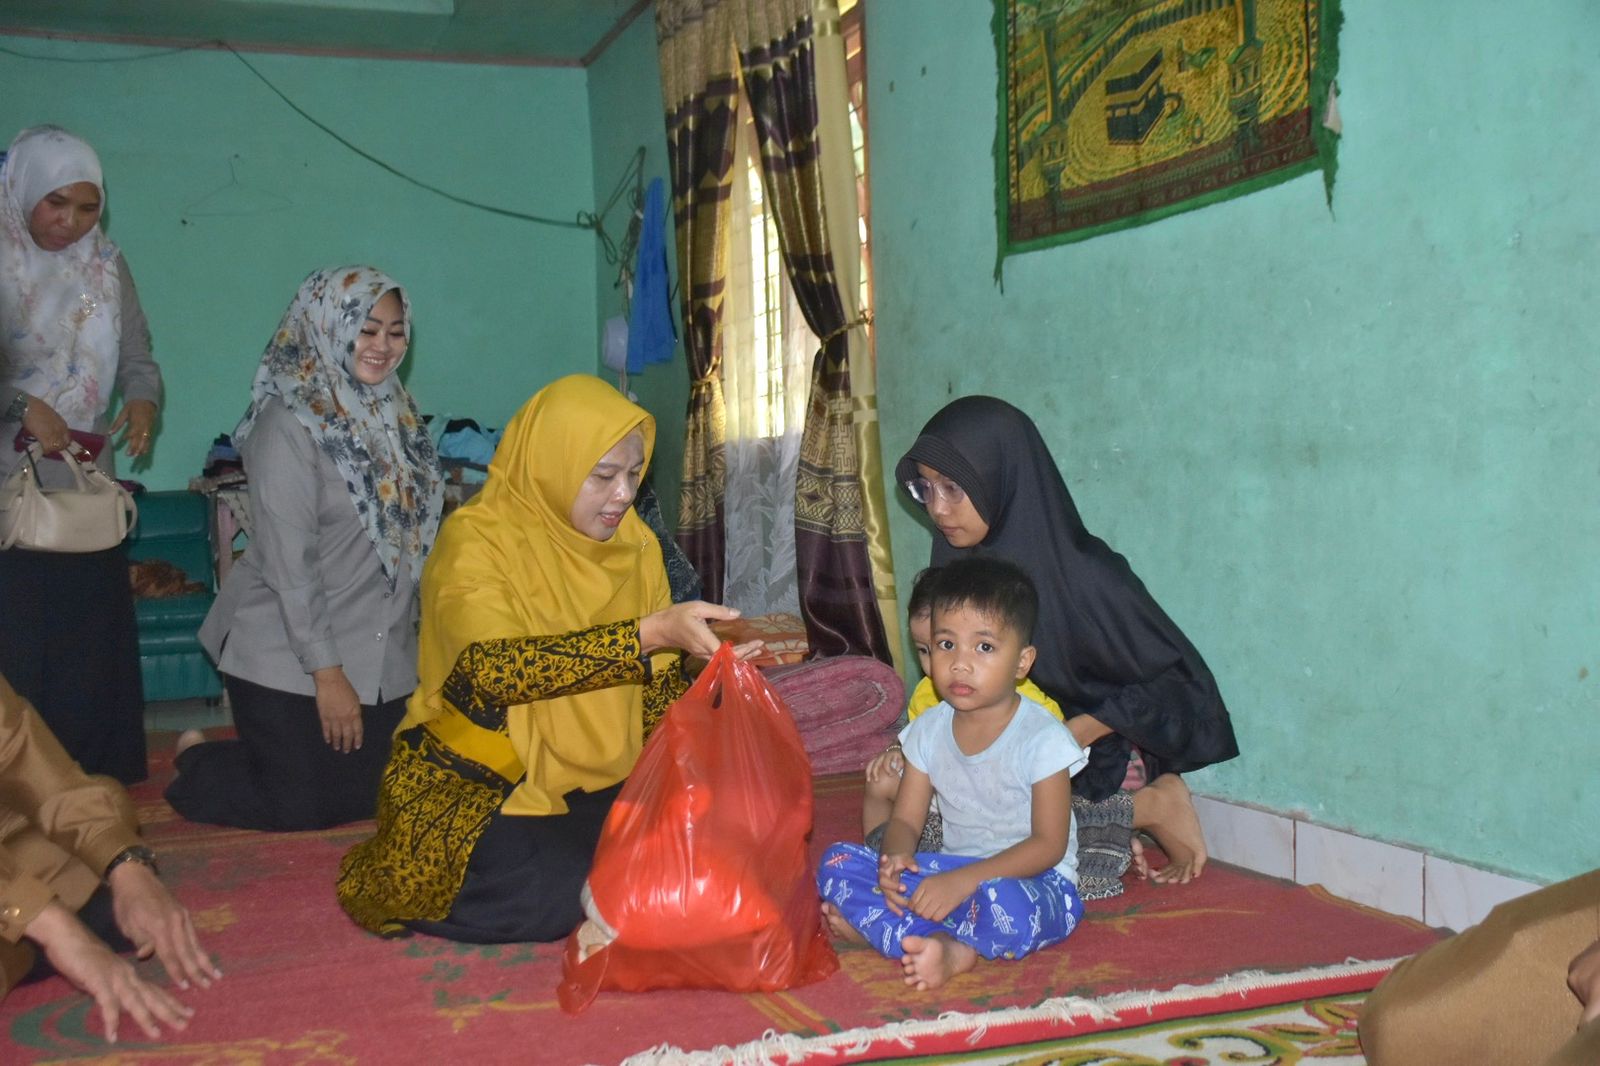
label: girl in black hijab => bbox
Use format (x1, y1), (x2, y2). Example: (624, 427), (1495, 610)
(896, 396), (1238, 884)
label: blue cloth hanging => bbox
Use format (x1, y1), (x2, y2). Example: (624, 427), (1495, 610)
(626, 177), (677, 374)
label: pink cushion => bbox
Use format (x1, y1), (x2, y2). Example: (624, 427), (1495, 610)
(764, 656), (905, 776)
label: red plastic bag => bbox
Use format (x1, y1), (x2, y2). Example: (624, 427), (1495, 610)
(557, 643), (837, 1013)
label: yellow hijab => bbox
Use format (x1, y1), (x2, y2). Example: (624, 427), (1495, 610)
(402, 374), (672, 816)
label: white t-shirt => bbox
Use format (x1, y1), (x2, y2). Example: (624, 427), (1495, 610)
(901, 695), (1089, 883)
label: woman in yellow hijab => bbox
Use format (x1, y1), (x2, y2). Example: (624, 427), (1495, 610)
(338, 375), (756, 942)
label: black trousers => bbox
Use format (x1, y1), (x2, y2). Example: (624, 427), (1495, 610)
(0, 545), (147, 784)
(164, 674), (405, 831)
(408, 782), (624, 944)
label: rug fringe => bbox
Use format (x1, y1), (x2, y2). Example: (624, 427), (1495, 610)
(612, 957), (1406, 1066)
(1084, 956), (1400, 1014)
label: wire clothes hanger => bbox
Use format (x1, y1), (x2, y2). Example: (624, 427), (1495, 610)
(181, 153), (294, 221)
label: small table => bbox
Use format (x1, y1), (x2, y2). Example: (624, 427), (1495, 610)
(189, 476), (251, 584)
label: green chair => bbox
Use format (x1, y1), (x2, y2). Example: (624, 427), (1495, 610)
(124, 490), (223, 703)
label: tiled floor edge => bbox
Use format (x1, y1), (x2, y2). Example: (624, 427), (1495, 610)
(1192, 793), (1543, 930)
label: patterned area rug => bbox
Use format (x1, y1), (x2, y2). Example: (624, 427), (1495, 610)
(0, 750), (1441, 1065)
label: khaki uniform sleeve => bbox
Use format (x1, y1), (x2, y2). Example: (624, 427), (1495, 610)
(0, 675), (141, 945)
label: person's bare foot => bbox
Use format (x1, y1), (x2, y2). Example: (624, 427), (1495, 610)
(574, 918), (612, 962)
(821, 902), (866, 944)
(900, 933), (978, 990)
(174, 729), (206, 758)
(1130, 834), (1151, 880)
(1134, 774), (1208, 884)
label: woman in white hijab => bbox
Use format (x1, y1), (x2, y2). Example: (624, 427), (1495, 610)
(0, 125), (163, 783)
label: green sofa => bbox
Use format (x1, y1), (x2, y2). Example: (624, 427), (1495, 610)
(124, 490), (223, 703)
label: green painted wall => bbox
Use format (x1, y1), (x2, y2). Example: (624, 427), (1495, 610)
(13, 1), (1597, 884)
(585, 12), (689, 532)
(867, 0), (1600, 883)
(0, 36), (598, 490)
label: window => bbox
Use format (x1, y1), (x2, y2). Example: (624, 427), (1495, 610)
(726, 0), (871, 440)
(720, 2), (871, 617)
(842, 0), (872, 319)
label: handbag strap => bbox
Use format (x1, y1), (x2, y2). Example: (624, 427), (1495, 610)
(19, 442), (42, 488)
(0, 446), (42, 551)
(55, 444), (102, 489)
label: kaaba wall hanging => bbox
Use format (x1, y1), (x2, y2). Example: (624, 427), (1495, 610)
(994, 0), (1341, 264)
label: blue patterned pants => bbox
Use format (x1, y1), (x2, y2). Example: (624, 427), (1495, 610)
(817, 841), (1082, 961)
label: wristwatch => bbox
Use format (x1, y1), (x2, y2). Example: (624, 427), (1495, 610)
(4, 392), (29, 423)
(105, 844), (159, 878)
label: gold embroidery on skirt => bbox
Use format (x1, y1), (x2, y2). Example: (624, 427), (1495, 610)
(336, 730), (509, 935)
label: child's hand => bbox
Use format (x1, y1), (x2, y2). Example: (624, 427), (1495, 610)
(865, 746), (904, 782)
(908, 869), (976, 924)
(877, 851), (917, 915)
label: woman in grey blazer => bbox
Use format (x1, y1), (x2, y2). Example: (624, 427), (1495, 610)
(165, 267), (443, 830)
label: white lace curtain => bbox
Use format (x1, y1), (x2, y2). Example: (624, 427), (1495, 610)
(721, 104), (813, 618)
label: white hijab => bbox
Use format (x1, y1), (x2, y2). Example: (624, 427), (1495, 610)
(0, 126), (123, 431)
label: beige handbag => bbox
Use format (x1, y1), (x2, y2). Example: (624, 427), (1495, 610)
(0, 443), (137, 552)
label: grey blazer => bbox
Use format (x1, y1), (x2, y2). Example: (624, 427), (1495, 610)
(200, 398), (419, 703)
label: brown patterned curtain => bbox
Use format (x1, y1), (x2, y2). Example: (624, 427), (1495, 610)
(658, 0), (891, 662)
(737, 1), (891, 662)
(657, 0), (741, 603)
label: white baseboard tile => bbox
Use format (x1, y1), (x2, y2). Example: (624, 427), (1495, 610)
(1192, 795), (1294, 881)
(1422, 855), (1541, 932)
(1295, 821), (1426, 921)
(1191, 795), (1542, 931)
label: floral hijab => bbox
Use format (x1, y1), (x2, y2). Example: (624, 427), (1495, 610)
(235, 266), (444, 584)
(0, 126), (122, 430)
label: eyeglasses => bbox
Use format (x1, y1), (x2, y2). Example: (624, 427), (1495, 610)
(904, 477), (966, 506)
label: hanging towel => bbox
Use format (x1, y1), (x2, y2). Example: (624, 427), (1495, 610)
(626, 177), (676, 374)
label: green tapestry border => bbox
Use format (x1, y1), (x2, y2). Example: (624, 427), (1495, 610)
(992, 0), (1344, 283)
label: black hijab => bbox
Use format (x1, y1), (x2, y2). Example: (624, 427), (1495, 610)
(897, 396), (1238, 800)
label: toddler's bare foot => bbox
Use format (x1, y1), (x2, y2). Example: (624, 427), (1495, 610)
(821, 902), (866, 944)
(899, 933), (977, 991)
(1136, 774), (1208, 884)
(1130, 835), (1151, 880)
(175, 728), (206, 758)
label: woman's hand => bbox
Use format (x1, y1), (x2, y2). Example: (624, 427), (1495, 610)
(640, 601), (761, 659)
(109, 399), (158, 458)
(19, 395), (72, 455)
(312, 667), (363, 753)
